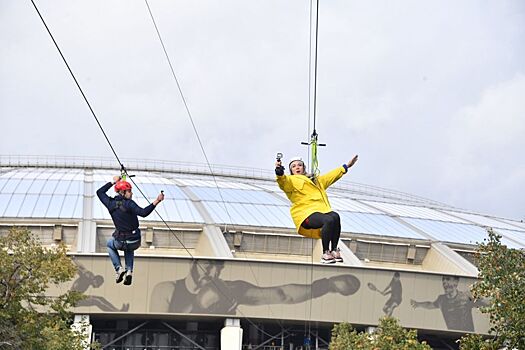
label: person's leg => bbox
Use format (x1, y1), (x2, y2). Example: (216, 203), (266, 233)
(124, 249), (134, 272)
(106, 238), (122, 271)
(329, 211), (341, 251)
(123, 240), (141, 286)
(302, 212), (333, 252)
(107, 238), (126, 283)
(302, 212), (338, 263)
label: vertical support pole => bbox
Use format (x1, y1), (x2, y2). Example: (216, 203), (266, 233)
(221, 318), (243, 350)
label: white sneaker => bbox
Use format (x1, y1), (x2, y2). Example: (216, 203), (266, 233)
(115, 267), (126, 284)
(332, 248), (343, 262)
(321, 250), (336, 264)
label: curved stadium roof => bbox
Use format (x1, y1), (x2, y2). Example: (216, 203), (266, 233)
(0, 155), (524, 250)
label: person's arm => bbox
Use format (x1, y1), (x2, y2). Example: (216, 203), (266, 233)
(411, 297), (440, 310)
(96, 182), (114, 208)
(275, 160), (293, 193)
(231, 274), (359, 305)
(381, 285), (392, 296)
(127, 192), (164, 217)
(317, 155), (358, 189)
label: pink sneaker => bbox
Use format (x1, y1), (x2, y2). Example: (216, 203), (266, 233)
(332, 248), (343, 262)
(321, 250), (336, 264)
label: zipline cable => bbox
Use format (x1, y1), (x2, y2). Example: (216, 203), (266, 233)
(144, 0), (289, 335)
(29, 0), (123, 169)
(30, 0), (280, 340)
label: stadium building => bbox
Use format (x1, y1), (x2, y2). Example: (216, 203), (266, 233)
(1, 155), (524, 350)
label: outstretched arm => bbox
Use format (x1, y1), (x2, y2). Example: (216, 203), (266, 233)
(411, 299), (439, 310)
(317, 155), (358, 189)
(231, 274), (360, 305)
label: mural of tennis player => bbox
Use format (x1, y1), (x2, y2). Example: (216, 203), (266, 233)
(410, 275), (487, 332)
(367, 272), (402, 316)
(150, 260), (360, 314)
(71, 262), (129, 312)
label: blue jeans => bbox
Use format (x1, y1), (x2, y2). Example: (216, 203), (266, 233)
(107, 237), (141, 272)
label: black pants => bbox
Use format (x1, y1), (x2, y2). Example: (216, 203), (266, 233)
(301, 211), (341, 252)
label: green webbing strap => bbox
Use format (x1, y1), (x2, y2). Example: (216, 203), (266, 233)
(311, 133), (320, 178)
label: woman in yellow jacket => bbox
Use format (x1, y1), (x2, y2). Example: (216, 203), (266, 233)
(275, 155), (358, 264)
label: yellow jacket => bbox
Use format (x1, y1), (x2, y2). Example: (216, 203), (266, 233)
(276, 166), (347, 239)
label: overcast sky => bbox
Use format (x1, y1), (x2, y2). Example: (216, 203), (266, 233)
(1, 0), (524, 220)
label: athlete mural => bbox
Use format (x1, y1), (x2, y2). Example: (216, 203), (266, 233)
(150, 260), (361, 314)
(367, 271), (402, 316)
(62, 256), (491, 335)
(72, 261), (129, 312)
(410, 276), (488, 332)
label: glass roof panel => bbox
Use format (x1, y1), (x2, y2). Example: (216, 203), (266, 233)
(176, 178), (256, 189)
(363, 201), (469, 223)
(28, 180), (47, 194)
(188, 187), (283, 205)
(443, 210), (525, 231)
(0, 193), (12, 216)
(17, 194), (39, 217)
(159, 184), (187, 200)
(14, 180), (35, 193)
(1, 178), (21, 193)
(33, 195), (52, 218)
(3, 194), (24, 217)
(42, 180), (60, 194)
(0, 179), (8, 191)
(403, 218), (489, 245)
(497, 219), (525, 230)
(329, 198), (382, 213)
(493, 228), (525, 247)
(60, 195), (81, 218)
(73, 196), (83, 218)
(339, 212), (427, 239)
(161, 199), (182, 222)
(174, 199), (203, 223)
(46, 195), (66, 218)
(54, 181), (73, 195)
(202, 201), (234, 224)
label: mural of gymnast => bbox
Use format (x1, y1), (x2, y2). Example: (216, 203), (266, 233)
(410, 275), (488, 332)
(72, 261), (129, 312)
(367, 271), (402, 316)
(150, 260), (361, 314)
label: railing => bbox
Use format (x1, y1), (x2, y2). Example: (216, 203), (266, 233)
(0, 154), (454, 209)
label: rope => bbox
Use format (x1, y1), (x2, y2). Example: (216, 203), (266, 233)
(30, 0), (276, 339)
(144, 0), (286, 336)
(29, 0), (123, 168)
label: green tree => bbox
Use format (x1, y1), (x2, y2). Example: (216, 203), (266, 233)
(329, 316), (431, 350)
(459, 228), (525, 350)
(0, 228), (95, 349)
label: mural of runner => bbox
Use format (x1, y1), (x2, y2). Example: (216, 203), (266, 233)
(367, 271), (402, 316)
(150, 260), (361, 314)
(410, 275), (488, 332)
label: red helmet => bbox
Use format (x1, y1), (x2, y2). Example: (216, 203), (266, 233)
(114, 180), (132, 192)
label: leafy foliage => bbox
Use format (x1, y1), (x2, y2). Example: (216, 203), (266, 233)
(329, 317), (431, 350)
(459, 228), (525, 350)
(0, 228), (95, 349)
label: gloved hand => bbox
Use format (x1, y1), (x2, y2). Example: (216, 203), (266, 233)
(275, 161), (285, 176)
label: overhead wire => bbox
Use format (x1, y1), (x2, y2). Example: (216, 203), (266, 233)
(305, 0), (321, 342)
(30, 0), (279, 340)
(143, 0), (291, 336)
(29, 0), (123, 168)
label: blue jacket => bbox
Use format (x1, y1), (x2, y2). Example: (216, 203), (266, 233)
(96, 182), (156, 240)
